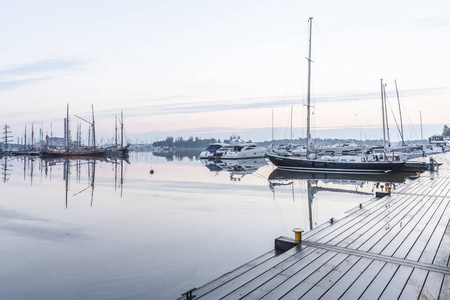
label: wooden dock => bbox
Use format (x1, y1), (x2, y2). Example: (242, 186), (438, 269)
(179, 153), (449, 299)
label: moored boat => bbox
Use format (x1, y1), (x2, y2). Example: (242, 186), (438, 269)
(41, 146), (109, 157)
(40, 104), (109, 158)
(199, 142), (228, 159)
(216, 135), (267, 159)
(267, 18), (405, 173)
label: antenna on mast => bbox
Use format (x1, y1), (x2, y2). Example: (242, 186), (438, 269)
(306, 17), (313, 157)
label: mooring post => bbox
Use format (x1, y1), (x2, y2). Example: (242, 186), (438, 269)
(430, 157), (434, 171)
(416, 172), (421, 177)
(293, 228), (304, 243)
(181, 288), (196, 300)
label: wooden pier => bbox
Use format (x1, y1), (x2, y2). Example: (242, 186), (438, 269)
(180, 153), (449, 299)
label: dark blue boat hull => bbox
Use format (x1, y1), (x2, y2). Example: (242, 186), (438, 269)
(267, 153), (406, 174)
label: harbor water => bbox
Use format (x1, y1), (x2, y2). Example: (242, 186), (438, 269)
(0, 152), (411, 299)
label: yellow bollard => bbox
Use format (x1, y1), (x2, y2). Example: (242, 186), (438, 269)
(416, 172), (421, 177)
(293, 228), (304, 243)
(386, 187), (391, 195)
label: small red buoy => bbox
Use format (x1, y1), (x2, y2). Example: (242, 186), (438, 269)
(150, 169), (154, 175)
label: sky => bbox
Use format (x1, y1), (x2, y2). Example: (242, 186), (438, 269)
(0, 0), (449, 145)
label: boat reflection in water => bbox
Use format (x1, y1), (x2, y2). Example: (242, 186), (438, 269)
(201, 158), (268, 181)
(1, 155), (130, 207)
(2, 155), (41, 184)
(268, 169), (414, 230)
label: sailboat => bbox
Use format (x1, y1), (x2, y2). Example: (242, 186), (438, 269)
(41, 104), (110, 157)
(266, 18), (406, 174)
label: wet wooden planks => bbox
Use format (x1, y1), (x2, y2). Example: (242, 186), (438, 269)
(179, 153), (450, 300)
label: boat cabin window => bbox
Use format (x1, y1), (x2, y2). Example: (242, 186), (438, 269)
(206, 144), (223, 151)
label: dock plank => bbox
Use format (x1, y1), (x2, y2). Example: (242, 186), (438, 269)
(308, 194), (414, 245)
(432, 218), (450, 268)
(390, 196), (446, 260)
(219, 246), (324, 299)
(378, 265), (414, 300)
(278, 253), (350, 299)
(305, 193), (411, 241)
(359, 262), (400, 300)
(181, 250), (278, 299)
(398, 268), (428, 299)
(440, 274), (450, 300)
(298, 255), (362, 299)
(342, 194), (427, 251)
(352, 195), (427, 253)
(318, 257), (373, 300)
(420, 271), (444, 300)
(406, 198), (449, 263)
(338, 260), (386, 300)
(257, 250), (340, 300)
(196, 245), (311, 299)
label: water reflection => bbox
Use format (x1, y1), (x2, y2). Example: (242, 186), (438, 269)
(268, 169), (413, 230)
(2, 156), (41, 184)
(2, 156), (129, 207)
(201, 158), (268, 181)
(151, 149), (199, 161)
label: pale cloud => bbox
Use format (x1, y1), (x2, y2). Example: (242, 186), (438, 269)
(97, 86), (450, 119)
(0, 59), (85, 90)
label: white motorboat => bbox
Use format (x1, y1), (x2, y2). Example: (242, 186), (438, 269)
(216, 135), (267, 159)
(199, 142), (228, 159)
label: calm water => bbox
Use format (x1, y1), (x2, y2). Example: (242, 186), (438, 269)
(0, 152), (412, 299)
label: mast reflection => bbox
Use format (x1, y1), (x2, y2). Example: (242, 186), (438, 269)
(39, 156), (129, 208)
(268, 170), (414, 230)
(2, 156), (12, 183)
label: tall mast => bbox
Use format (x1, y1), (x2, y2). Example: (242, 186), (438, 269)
(24, 126), (27, 149)
(271, 109), (274, 145)
(31, 123), (34, 150)
(306, 17), (313, 157)
(383, 85), (390, 147)
(394, 80), (404, 145)
(420, 111), (423, 140)
(3, 124), (12, 151)
(66, 104), (70, 150)
(115, 115), (118, 147)
(290, 105), (293, 142)
(380, 79), (387, 160)
(120, 110), (124, 148)
(91, 105), (96, 149)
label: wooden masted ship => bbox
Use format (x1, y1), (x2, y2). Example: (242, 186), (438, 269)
(41, 104), (109, 157)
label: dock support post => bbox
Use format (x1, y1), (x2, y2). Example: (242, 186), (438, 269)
(181, 288), (196, 300)
(293, 228), (304, 243)
(430, 157), (434, 171)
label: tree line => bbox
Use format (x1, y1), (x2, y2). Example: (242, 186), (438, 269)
(152, 137), (221, 149)
(443, 125), (450, 137)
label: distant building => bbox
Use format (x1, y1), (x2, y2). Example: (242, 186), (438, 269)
(46, 137), (66, 147)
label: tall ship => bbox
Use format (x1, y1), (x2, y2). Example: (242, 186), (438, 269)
(41, 104), (109, 157)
